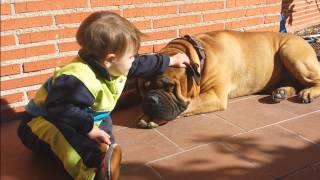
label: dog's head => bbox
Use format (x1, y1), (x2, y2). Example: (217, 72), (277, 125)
(138, 38), (202, 120)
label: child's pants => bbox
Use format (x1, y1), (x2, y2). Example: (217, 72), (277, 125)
(17, 114), (115, 180)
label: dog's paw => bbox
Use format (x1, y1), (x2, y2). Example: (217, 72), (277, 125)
(147, 121), (159, 128)
(272, 88), (288, 103)
(138, 119), (149, 128)
(298, 88), (319, 103)
(137, 119), (160, 129)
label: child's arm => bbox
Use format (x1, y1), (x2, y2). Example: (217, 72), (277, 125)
(128, 53), (189, 78)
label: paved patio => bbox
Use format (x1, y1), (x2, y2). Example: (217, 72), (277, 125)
(1, 94), (320, 180)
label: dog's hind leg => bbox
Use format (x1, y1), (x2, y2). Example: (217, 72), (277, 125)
(280, 36), (320, 103)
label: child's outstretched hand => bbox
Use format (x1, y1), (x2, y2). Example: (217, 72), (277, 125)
(87, 125), (111, 145)
(169, 53), (190, 68)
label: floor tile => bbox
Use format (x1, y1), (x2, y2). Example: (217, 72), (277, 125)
(114, 128), (181, 171)
(156, 114), (243, 150)
(119, 165), (161, 180)
(279, 112), (320, 145)
(256, 95), (320, 115)
(215, 96), (296, 130)
(149, 142), (272, 180)
(1, 121), (70, 180)
(224, 126), (320, 178)
(111, 105), (143, 130)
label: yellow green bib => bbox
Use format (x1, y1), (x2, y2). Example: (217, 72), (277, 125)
(53, 57), (127, 112)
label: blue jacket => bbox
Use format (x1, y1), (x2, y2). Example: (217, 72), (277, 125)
(25, 53), (170, 134)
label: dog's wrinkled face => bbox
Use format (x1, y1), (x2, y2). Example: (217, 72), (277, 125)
(139, 64), (200, 120)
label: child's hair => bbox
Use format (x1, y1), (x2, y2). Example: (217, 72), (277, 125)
(76, 11), (142, 60)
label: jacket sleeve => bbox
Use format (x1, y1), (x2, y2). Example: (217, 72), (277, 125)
(45, 74), (95, 135)
(128, 54), (170, 78)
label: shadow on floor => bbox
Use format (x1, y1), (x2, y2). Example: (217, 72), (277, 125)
(121, 136), (320, 180)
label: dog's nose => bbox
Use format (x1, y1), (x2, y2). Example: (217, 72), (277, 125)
(147, 96), (159, 105)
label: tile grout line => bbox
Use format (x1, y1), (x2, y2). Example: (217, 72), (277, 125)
(228, 95), (260, 104)
(232, 109), (320, 137)
(146, 141), (221, 165)
(145, 164), (166, 180)
(219, 142), (258, 168)
(211, 113), (247, 132)
(276, 124), (320, 149)
(153, 128), (185, 152)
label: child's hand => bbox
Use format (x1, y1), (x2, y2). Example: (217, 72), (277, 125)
(169, 53), (190, 68)
(87, 125), (111, 145)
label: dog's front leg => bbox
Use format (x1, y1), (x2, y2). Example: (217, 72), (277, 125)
(180, 90), (228, 117)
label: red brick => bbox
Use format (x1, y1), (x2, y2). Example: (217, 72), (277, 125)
(90, 0), (122, 6)
(292, 15), (320, 27)
(27, 90), (38, 100)
(293, 8), (319, 18)
(0, 64), (21, 76)
(23, 56), (74, 72)
(236, 0), (266, 7)
(180, 23), (224, 35)
(91, 0), (171, 7)
(264, 5), (281, 14)
(249, 25), (279, 32)
(227, 0), (236, 8)
(124, 6), (177, 17)
(264, 15), (280, 23)
(228, 0), (267, 8)
(55, 12), (91, 25)
(1, 106), (25, 121)
(1, 16), (53, 31)
(141, 30), (176, 42)
(55, 10), (120, 25)
(245, 5), (280, 16)
(154, 15), (202, 28)
(1, 3), (11, 15)
(122, 0), (171, 4)
(226, 17), (264, 29)
(0, 73), (52, 91)
(266, 0), (281, 4)
(1, 93), (24, 105)
(294, 11), (320, 22)
(58, 42), (80, 52)
(1, 44), (56, 62)
(139, 45), (153, 54)
(133, 20), (152, 30)
(15, 0), (87, 13)
(154, 43), (167, 53)
(204, 10), (245, 21)
(18, 28), (77, 44)
(180, 1), (224, 13)
(0, 35), (16, 46)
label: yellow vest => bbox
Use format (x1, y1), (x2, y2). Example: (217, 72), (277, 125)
(26, 56), (127, 120)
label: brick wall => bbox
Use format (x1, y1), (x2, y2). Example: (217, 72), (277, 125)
(281, 0), (320, 32)
(0, 0), (319, 121)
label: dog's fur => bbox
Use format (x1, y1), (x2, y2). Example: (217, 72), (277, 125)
(138, 30), (320, 123)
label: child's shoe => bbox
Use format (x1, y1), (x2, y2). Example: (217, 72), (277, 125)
(95, 143), (122, 180)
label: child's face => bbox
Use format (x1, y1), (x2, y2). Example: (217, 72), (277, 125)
(105, 48), (136, 77)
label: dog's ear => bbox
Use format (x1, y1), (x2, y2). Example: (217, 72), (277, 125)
(136, 78), (150, 99)
(185, 63), (201, 86)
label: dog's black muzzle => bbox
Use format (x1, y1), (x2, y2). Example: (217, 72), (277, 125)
(142, 90), (187, 120)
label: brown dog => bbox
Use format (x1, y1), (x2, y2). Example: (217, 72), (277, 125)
(137, 30), (320, 128)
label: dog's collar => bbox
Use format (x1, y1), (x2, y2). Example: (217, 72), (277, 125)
(180, 35), (205, 73)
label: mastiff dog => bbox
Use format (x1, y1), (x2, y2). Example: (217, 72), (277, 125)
(137, 30), (320, 128)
